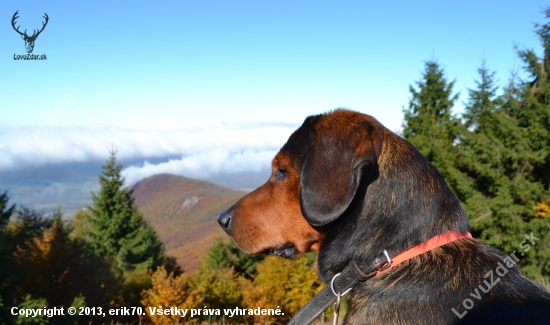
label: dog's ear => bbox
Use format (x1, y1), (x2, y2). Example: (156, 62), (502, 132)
(300, 119), (380, 226)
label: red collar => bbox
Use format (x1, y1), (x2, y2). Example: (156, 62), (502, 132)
(376, 230), (472, 276)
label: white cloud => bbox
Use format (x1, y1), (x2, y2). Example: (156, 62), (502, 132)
(122, 149), (278, 185)
(0, 121), (298, 184)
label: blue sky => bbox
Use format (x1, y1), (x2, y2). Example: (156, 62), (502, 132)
(1, 0), (549, 181)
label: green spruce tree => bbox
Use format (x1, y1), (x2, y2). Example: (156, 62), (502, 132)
(454, 64), (527, 242)
(88, 151), (165, 272)
(509, 8), (550, 282)
(204, 237), (264, 279)
(404, 56), (549, 283)
(402, 60), (463, 187)
(462, 61), (500, 129)
(516, 8), (550, 189)
(454, 62), (503, 205)
(453, 58), (549, 284)
(0, 191), (15, 229)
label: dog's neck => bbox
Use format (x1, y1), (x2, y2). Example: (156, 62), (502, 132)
(316, 132), (470, 282)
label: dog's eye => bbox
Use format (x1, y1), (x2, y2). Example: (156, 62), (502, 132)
(275, 168), (287, 181)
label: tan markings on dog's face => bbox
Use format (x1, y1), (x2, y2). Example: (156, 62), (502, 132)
(229, 151), (324, 259)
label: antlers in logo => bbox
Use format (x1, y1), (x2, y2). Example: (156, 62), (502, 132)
(12, 11), (49, 53)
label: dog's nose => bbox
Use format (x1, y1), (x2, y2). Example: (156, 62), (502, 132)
(217, 209), (233, 233)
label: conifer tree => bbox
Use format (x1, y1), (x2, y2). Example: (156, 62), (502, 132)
(0, 191), (15, 229)
(402, 60), (462, 184)
(462, 61), (500, 129)
(516, 7), (550, 190)
(0, 191), (15, 261)
(454, 59), (549, 283)
(405, 54), (550, 284)
(88, 151), (165, 272)
(454, 65), (526, 240)
(15, 295), (48, 325)
(204, 237), (264, 279)
(510, 8), (550, 282)
(454, 62), (503, 205)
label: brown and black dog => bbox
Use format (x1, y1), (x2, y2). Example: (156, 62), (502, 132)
(217, 109), (550, 325)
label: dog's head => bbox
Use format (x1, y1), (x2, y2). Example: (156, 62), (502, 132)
(218, 109), (469, 278)
(217, 109), (384, 259)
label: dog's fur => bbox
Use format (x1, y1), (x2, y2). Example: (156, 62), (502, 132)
(218, 109), (550, 324)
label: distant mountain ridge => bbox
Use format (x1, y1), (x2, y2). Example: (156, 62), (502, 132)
(132, 173), (247, 272)
(1, 158), (269, 216)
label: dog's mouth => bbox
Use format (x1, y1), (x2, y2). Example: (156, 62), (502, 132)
(265, 244), (296, 259)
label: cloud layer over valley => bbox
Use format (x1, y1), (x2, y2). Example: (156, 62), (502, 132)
(1, 121), (298, 185)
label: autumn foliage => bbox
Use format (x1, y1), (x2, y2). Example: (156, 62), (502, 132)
(13, 220), (117, 310)
(241, 256), (323, 324)
(141, 267), (199, 325)
(140, 238), (324, 325)
(534, 198), (550, 218)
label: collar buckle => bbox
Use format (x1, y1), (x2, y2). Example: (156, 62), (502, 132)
(377, 249), (392, 271)
(330, 272), (353, 296)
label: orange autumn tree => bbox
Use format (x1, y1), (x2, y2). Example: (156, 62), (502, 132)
(141, 267), (199, 325)
(13, 217), (118, 312)
(241, 256), (323, 324)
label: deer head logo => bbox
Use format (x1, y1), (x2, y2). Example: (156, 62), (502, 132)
(11, 11), (49, 54)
